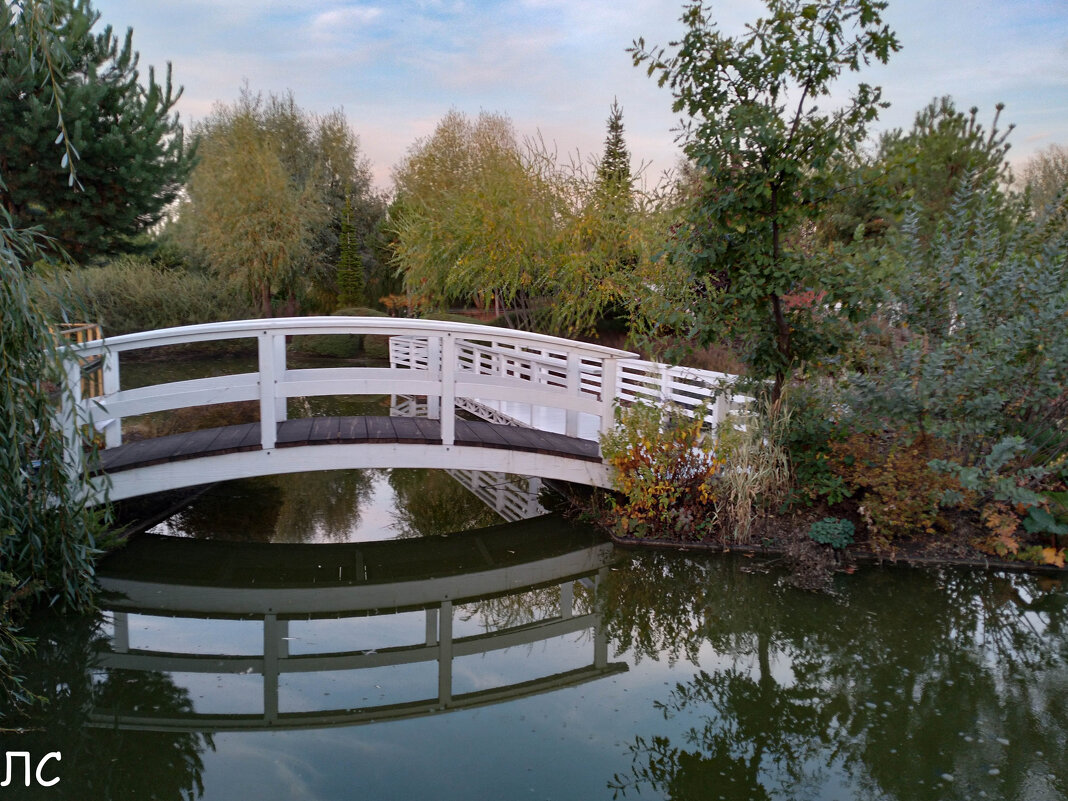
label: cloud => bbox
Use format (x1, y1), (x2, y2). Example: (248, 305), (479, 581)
(306, 5), (384, 43)
(93, 0), (1068, 189)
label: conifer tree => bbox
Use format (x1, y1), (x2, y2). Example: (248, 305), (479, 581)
(596, 98), (633, 218)
(336, 194), (365, 307)
(0, 0), (192, 262)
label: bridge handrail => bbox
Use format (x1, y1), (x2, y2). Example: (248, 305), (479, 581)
(70, 316), (637, 361)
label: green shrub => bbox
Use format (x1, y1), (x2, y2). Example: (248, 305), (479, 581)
(289, 306), (390, 358)
(807, 517), (855, 549)
(292, 334), (363, 358)
(36, 255), (254, 335)
(333, 306), (388, 318)
(600, 402), (721, 541)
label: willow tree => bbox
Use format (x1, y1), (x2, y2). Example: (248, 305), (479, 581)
(390, 110), (563, 327)
(631, 0), (900, 399)
(183, 90), (380, 315)
(390, 110), (674, 335)
(184, 110), (317, 316)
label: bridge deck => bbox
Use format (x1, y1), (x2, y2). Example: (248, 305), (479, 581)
(97, 415), (602, 475)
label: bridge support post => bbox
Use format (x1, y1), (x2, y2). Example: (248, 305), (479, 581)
(263, 614), (286, 724)
(599, 357), (618, 439)
(438, 600), (453, 707)
(273, 333), (288, 424)
(59, 355), (85, 483)
(593, 567), (608, 669)
(258, 332), (280, 449)
(427, 336), (441, 420)
(566, 354), (581, 437)
(440, 334), (456, 446)
(111, 611), (129, 653)
(715, 388), (730, 429)
(102, 350), (122, 448)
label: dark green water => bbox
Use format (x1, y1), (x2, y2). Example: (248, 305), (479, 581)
(4, 356), (1067, 799)
(7, 513), (1067, 800)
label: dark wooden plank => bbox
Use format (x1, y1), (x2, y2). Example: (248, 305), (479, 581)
(339, 416), (368, 443)
(310, 416), (342, 443)
(276, 417), (314, 447)
(97, 437), (159, 472)
(457, 420), (509, 449)
(171, 426), (226, 458)
(365, 416), (397, 442)
(390, 416), (425, 443)
(238, 422), (264, 449)
(122, 432), (186, 466)
(452, 418), (476, 443)
(411, 417), (441, 443)
(211, 422), (260, 453)
(494, 423), (544, 452)
(536, 429), (601, 460)
(99, 414), (604, 478)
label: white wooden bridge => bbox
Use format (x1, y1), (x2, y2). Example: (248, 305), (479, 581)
(65, 317), (746, 503)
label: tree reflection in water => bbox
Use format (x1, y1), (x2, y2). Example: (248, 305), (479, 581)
(602, 553), (1068, 801)
(388, 468), (501, 538)
(5, 610), (212, 801)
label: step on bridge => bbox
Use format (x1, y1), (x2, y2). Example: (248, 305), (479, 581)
(63, 317), (746, 503)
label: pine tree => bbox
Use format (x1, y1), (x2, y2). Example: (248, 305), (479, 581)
(336, 194), (365, 307)
(0, 0), (192, 261)
(596, 98), (633, 217)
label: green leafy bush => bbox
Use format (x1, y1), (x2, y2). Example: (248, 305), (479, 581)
(600, 402), (721, 541)
(807, 517), (855, 549)
(37, 256), (254, 335)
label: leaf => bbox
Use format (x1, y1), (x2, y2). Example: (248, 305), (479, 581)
(1023, 506), (1068, 536)
(1041, 548), (1066, 568)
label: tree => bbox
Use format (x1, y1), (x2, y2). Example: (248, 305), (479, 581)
(590, 99), (639, 287)
(336, 194), (365, 306)
(596, 98), (633, 219)
(390, 110), (564, 326)
(1, 0), (106, 714)
(0, 0), (192, 262)
(630, 0), (899, 400)
(390, 109), (676, 335)
(182, 89), (381, 315)
(1019, 143), (1068, 219)
(878, 98), (1015, 239)
(184, 107), (316, 316)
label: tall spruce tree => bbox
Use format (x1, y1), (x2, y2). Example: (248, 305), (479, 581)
(336, 194), (364, 306)
(596, 98), (633, 219)
(0, 0), (192, 261)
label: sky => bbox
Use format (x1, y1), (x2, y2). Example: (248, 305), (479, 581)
(92, 0), (1068, 192)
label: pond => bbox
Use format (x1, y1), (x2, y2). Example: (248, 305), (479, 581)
(6, 355), (1068, 800)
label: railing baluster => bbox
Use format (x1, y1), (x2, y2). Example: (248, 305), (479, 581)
(273, 331), (288, 424)
(60, 354), (84, 482)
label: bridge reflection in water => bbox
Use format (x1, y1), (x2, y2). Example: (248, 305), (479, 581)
(93, 520), (622, 733)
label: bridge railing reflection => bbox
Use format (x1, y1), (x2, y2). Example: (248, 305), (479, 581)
(92, 532), (622, 732)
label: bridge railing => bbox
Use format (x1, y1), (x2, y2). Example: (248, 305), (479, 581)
(67, 317), (637, 457)
(390, 334), (750, 436)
